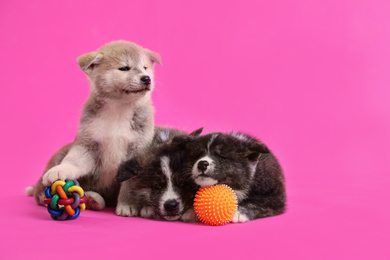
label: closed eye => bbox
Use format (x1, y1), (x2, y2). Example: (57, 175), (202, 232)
(153, 182), (164, 190)
(214, 152), (231, 160)
(118, 66), (131, 71)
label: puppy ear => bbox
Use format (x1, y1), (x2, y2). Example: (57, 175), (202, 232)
(246, 143), (270, 162)
(190, 128), (203, 136)
(146, 49), (162, 65)
(77, 51), (103, 71)
(117, 159), (142, 182)
(172, 135), (192, 145)
(247, 151), (261, 162)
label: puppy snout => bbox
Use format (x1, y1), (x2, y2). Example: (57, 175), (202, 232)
(197, 160), (209, 172)
(141, 75), (151, 85)
(164, 200), (180, 213)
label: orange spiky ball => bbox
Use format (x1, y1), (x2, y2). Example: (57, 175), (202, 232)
(194, 184), (238, 225)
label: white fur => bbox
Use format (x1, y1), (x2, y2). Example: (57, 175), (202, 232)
(207, 134), (218, 152)
(85, 100), (153, 188)
(230, 132), (249, 141)
(232, 210), (249, 223)
(249, 162), (258, 180)
(159, 156), (182, 214)
(194, 176), (218, 187)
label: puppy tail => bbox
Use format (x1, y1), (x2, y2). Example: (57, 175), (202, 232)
(25, 186), (35, 196)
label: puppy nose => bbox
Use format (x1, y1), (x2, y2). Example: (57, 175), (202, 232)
(197, 160), (209, 172)
(141, 75), (151, 85)
(164, 200), (180, 212)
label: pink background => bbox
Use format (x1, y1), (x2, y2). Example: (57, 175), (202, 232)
(1, 0), (389, 259)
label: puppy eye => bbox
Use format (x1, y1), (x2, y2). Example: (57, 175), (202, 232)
(143, 66), (147, 70)
(218, 155), (230, 160)
(118, 66), (131, 71)
(214, 152), (230, 160)
(153, 183), (163, 190)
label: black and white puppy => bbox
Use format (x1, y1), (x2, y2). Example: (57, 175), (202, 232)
(172, 132), (286, 223)
(116, 127), (202, 222)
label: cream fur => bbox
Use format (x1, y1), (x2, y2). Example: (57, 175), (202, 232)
(43, 145), (95, 185)
(33, 40), (161, 210)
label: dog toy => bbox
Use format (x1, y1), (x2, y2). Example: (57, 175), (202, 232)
(194, 184), (238, 225)
(43, 180), (86, 220)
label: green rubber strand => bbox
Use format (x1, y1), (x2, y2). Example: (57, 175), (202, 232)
(62, 181), (74, 193)
(51, 194), (60, 210)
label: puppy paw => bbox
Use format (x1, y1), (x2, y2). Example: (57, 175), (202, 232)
(232, 210), (250, 223)
(180, 208), (198, 223)
(140, 206), (154, 218)
(42, 164), (79, 185)
(116, 203), (138, 217)
(85, 191), (105, 211)
(35, 192), (45, 206)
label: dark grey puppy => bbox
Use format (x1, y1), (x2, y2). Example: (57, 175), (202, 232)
(115, 127), (202, 222)
(172, 132), (286, 223)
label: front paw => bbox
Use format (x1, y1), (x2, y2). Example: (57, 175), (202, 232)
(115, 203), (138, 217)
(180, 208), (198, 223)
(232, 210), (250, 223)
(140, 206), (154, 218)
(42, 164), (79, 185)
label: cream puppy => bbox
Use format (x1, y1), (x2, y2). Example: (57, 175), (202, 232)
(27, 40), (161, 210)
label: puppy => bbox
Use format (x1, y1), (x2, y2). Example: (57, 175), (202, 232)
(116, 128), (202, 222)
(27, 40), (161, 210)
(172, 132), (286, 222)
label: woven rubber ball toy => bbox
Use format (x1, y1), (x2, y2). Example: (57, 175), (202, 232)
(194, 184), (238, 225)
(43, 180), (86, 220)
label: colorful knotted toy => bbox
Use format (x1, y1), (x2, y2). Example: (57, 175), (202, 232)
(194, 184), (238, 225)
(43, 180), (86, 220)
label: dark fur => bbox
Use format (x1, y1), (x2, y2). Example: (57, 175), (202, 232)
(117, 144), (198, 220)
(172, 132), (286, 221)
(115, 127), (203, 220)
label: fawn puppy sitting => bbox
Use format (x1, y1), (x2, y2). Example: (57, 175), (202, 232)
(27, 40), (161, 210)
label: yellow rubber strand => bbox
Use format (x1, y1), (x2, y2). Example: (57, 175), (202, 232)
(51, 180), (66, 195)
(67, 186), (84, 197)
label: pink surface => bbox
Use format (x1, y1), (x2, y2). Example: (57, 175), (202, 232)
(1, 0), (389, 259)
